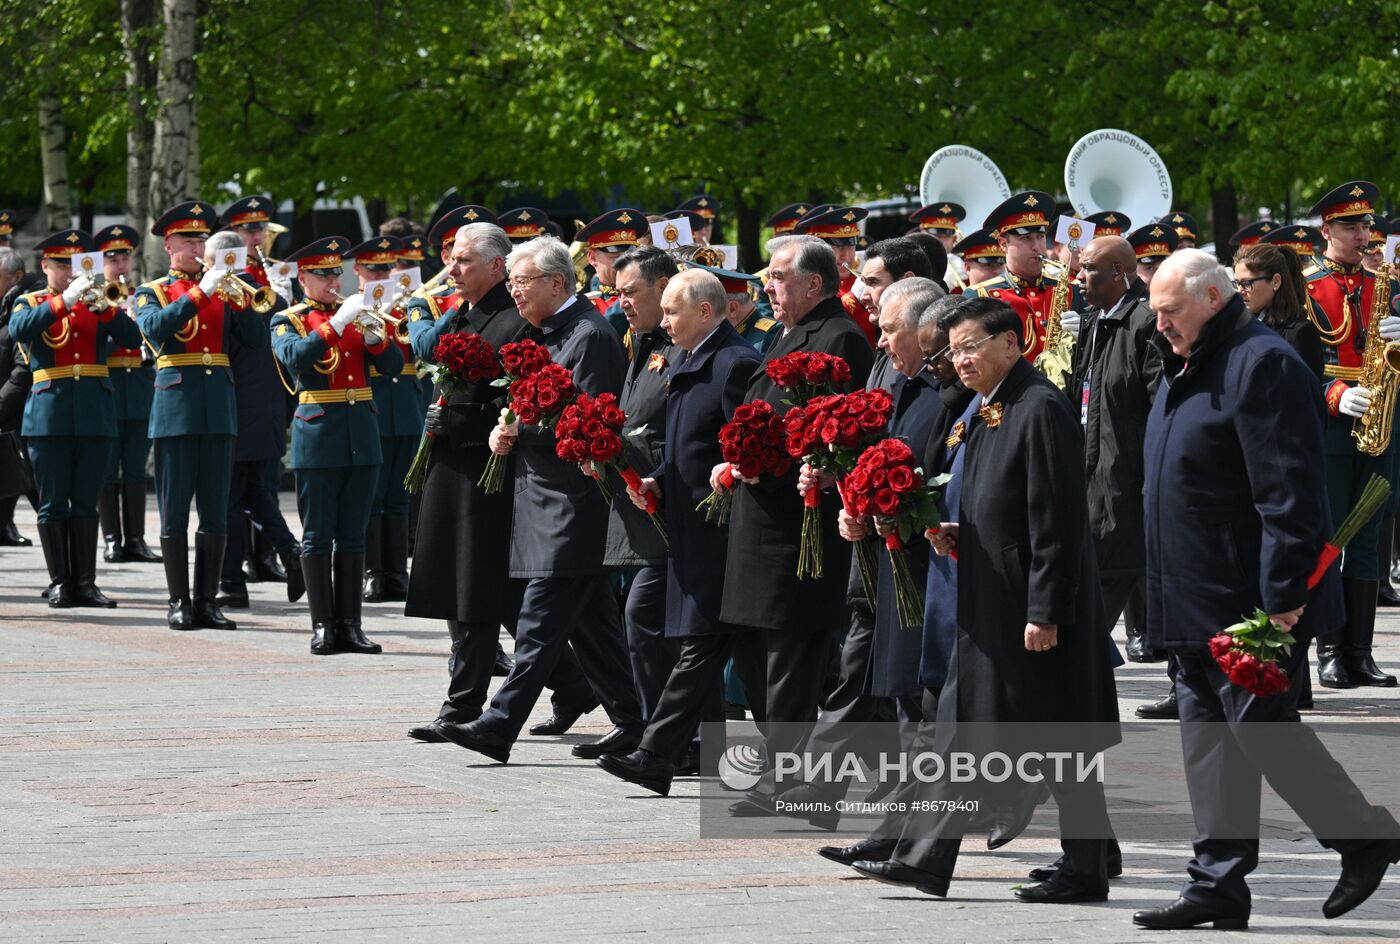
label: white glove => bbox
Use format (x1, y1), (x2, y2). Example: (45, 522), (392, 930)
(1378, 316), (1400, 342)
(1059, 310), (1081, 340)
(270, 277), (293, 304)
(198, 266), (224, 296)
(1339, 385), (1372, 418)
(62, 274), (93, 307)
(329, 294), (363, 335)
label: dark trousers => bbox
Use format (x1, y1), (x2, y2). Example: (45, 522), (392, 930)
(477, 575), (643, 741)
(622, 565), (674, 721)
(154, 434), (234, 535)
(104, 418), (151, 486)
(222, 458), (299, 586)
(639, 633), (732, 761)
(372, 435), (416, 517)
(1101, 574), (1143, 630)
(1173, 644), (1397, 917)
(29, 436), (114, 521)
(294, 464), (378, 555)
(730, 625), (833, 798)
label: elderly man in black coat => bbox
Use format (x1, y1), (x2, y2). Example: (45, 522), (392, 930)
(597, 269), (762, 795)
(438, 236), (642, 763)
(853, 295), (1119, 904)
(1132, 249), (1400, 931)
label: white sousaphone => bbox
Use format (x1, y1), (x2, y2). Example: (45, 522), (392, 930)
(919, 145), (1012, 233)
(1064, 128), (1173, 226)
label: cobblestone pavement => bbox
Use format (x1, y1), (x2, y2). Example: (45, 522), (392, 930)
(2, 500), (1398, 942)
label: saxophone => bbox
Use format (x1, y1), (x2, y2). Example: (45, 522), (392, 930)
(1034, 253), (1075, 390)
(1352, 260), (1400, 455)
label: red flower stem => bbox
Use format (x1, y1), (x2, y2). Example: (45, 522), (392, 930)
(1306, 543), (1341, 590)
(619, 465), (657, 515)
(718, 465), (736, 490)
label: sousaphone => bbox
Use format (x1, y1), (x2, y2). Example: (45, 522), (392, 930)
(919, 145), (1011, 234)
(1064, 129), (1173, 227)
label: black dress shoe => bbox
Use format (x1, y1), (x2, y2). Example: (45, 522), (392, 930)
(675, 747), (701, 776)
(818, 836), (896, 867)
(1014, 878), (1107, 903)
(729, 793), (777, 818)
(493, 643), (515, 677)
(193, 597), (237, 630)
(773, 783), (840, 830)
(438, 720), (512, 764)
(0, 521), (32, 546)
(851, 860), (949, 897)
(1027, 853), (1123, 883)
(339, 622), (382, 654)
(1323, 838), (1400, 919)
(597, 749), (674, 796)
(310, 622), (339, 655)
(1378, 583), (1400, 607)
(987, 795), (1042, 850)
(1133, 897), (1247, 930)
(572, 726), (640, 759)
(408, 720), (449, 742)
(528, 700), (598, 736)
(1135, 689), (1179, 720)
(103, 538), (126, 563)
(167, 599), (195, 631)
(70, 583), (118, 608)
(122, 538), (161, 563)
(215, 587), (250, 609)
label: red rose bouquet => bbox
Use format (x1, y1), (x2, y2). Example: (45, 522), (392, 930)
(844, 438), (950, 628)
(781, 388), (894, 580)
(1211, 473), (1390, 698)
(766, 351), (852, 405)
(699, 400), (792, 525)
(405, 333), (500, 493)
(478, 339), (555, 493)
(555, 392), (666, 540)
(509, 362), (577, 427)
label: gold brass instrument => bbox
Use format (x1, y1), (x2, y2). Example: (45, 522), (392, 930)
(1352, 256), (1400, 455)
(77, 277), (130, 311)
(356, 282), (410, 342)
(199, 259), (276, 313)
(1033, 251), (1076, 390)
(410, 266), (455, 299)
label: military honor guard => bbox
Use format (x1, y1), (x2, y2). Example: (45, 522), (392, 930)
(792, 204), (877, 348)
(1158, 210), (1200, 249)
(765, 202), (813, 237)
(576, 208), (647, 336)
(952, 228), (1006, 291)
(499, 207), (549, 244)
(270, 237), (402, 655)
(1363, 217), (1391, 273)
(135, 201), (270, 631)
(1263, 223), (1327, 264)
(1228, 220), (1276, 254)
(11, 229), (144, 607)
(346, 235), (422, 602)
(1084, 210), (1131, 237)
(92, 224), (160, 565)
(1305, 180), (1400, 689)
(972, 191), (1084, 362)
(1126, 222), (1179, 290)
(909, 202), (967, 288)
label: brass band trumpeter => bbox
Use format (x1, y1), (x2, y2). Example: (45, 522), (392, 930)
(198, 258), (276, 313)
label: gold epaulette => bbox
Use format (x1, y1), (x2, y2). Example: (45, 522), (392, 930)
(1302, 263), (1323, 279)
(280, 305), (309, 337)
(755, 317), (777, 332)
(968, 276), (1007, 294)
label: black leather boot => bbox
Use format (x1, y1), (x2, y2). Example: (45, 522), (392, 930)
(192, 532), (237, 629)
(362, 515), (385, 602)
(336, 550), (381, 654)
(279, 542), (305, 602)
(1344, 578), (1397, 686)
(1318, 640), (1354, 688)
(98, 484), (124, 563)
(252, 525), (286, 582)
(303, 553), (338, 654)
(119, 481), (161, 563)
(36, 520), (76, 609)
(161, 535), (194, 630)
(382, 514), (409, 601)
(68, 517), (116, 607)
(242, 518), (260, 584)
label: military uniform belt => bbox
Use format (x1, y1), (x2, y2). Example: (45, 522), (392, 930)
(367, 366), (407, 379)
(108, 356), (143, 369)
(299, 386), (372, 405)
(32, 364), (111, 383)
(1324, 365), (1363, 381)
(157, 353), (231, 369)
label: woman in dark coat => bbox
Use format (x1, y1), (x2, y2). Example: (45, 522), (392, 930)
(1233, 243), (1325, 380)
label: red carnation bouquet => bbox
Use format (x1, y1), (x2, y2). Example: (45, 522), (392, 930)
(781, 388), (894, 580)
(766, 351), (852, 406)
(478, 339), (555, 493)
(844, 438), (950, 628)
(1210, 474), (1390, 698)
(405, 333), (500, 493)
(699, 400), (793, 525)
(555, 392), (666, 540)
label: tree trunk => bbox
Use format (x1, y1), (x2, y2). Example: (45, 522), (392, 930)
(122, 0), (156, 270)
(733, 191), (763, 272)
(38, 93), (71, 231)
(1210, 183), (1239, 264)
(145, 0), (198, 273)
(186, 96), (200, 195)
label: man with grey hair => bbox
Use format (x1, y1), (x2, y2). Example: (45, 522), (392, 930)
(719, 234), (873, 816)
(1136, 248), (1400, 929)
(438, 235), (643, 763)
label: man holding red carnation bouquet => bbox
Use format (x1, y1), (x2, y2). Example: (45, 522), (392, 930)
(437, 236), (643, 764)
(1133, 249), (1400, 931)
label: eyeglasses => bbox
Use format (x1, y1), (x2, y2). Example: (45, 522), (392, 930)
(923, 348), (950, 368)
(1232, 276), (1272, 292)
(507, 273), (551, 290)
(946, 333), (1001, 360)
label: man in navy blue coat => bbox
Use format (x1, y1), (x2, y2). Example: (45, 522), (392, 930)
(596, 268), (761, 795)
(1135, 249), (1400, 931)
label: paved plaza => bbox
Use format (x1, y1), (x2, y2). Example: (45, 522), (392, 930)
(2, 499), (1398, 942)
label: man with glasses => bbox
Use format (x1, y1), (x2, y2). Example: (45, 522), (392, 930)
(436, 235), (642, 764)
(1304, 180), (1400, 689)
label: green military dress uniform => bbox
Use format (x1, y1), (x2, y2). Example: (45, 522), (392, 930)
(11, 228), (144, 608)
(271, 235), (404, 655)
(135, 201), (270, 632)
(367, 331), (422, 600)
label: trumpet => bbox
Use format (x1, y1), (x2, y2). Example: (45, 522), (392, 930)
(411, 266), (455, 298)
(78, 276), (130, 311)
(200, 260), (276, 313)
(355, 300), (411, 344)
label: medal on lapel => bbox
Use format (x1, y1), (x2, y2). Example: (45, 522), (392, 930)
(978, 401), (1004, 429)
(647, 352), (666, 373)
(945, 420), (966, 449)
